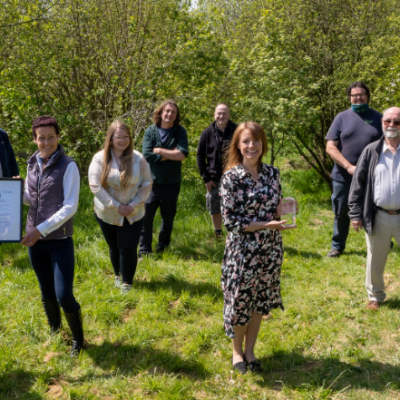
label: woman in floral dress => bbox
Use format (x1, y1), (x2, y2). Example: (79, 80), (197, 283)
(220, 122), (296, 374)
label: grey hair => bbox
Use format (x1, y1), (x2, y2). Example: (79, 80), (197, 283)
(382, 107), (400, 118)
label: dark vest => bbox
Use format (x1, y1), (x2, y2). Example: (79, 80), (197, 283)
(26, 145), (75, 240)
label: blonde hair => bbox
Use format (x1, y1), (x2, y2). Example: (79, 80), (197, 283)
(224, 122), (268, 172)
(100, 120), (133, 190)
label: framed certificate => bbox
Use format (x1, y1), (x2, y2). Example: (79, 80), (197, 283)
(0, 179), (23, 243)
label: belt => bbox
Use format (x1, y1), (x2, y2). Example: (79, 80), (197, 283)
(376, 206), (400, 215)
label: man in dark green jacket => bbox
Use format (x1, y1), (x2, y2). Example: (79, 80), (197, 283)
(139, 100), (189, 255)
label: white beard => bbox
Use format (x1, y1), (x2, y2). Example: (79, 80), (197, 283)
(384, 127), (400, 138)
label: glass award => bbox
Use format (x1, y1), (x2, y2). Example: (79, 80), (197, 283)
(281, 197), (297, 227)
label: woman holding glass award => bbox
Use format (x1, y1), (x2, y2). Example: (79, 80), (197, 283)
(20, 116), (84, 356)
(220, 122), (296, 374)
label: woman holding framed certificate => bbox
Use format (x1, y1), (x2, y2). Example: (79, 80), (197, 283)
(21, 115), (84, 356)
(88, 120), (152, 292)
(220, 122), (296, 374)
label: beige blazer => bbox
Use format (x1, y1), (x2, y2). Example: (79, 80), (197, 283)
(88, 149), (152, 226)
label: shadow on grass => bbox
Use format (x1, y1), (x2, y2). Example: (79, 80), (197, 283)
(284, 246), (323, 259)
(85, 341), (210, 380)
(0, 369), (42, 399)
(172, 242), (225, 262)
(0, 246), (32, 271)
(134, 276), (223, 300)
(255, 350), (400, 392)
(382, 297), (400, 310)
(343, 249), (367, 257)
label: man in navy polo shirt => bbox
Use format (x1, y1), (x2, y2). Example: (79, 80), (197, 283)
(326, 82), (383, 257)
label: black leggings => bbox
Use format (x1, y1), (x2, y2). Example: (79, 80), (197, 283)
(95, 215), (143, 284)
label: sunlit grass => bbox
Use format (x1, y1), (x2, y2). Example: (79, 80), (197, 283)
(0, 163), (399, 399)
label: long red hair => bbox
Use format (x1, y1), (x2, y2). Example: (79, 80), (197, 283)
(224, 122), (268, 172)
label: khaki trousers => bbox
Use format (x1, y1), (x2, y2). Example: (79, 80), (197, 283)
(365, 210), (400, 302)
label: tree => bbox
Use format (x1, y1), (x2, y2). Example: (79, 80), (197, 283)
(0, 0), (226, 170)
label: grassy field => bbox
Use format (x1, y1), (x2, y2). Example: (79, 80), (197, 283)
(1, 161), (400, 399)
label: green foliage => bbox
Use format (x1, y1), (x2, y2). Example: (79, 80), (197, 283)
(199, 0), (400, 189)
(2, 0), (400, 188)
(0, 0), (227, 170)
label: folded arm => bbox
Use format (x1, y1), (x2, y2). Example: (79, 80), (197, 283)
(153, 147), (185, 161)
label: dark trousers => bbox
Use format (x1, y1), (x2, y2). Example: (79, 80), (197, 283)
(331, 179), (351, 252)
(28, 237), (80, 313)
(96, 215), (143, 284)
(139, 183), (180, 254)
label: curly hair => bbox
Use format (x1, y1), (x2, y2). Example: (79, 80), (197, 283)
(152, 100), (180, 127)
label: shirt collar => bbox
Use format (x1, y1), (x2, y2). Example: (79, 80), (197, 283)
(36, 150), (59, 168)
(382, 141), (400, 153)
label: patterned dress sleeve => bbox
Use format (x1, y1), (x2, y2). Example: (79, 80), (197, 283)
(220, 170), (253, 234)
(276, 167), (283, 200)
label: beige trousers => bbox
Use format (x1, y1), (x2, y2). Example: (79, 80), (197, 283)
(365, 210), (400, 302)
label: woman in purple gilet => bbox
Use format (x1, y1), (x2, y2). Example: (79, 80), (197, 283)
(20, 116), (84, 356)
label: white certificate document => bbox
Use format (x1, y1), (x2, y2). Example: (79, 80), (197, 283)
(0, 179), (23, 242)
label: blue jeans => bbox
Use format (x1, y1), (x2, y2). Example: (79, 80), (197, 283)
(28, 237), (80, 313)
(331, 180), (351, 252)
(96, 215), (143, 284)
(139, 183), (180, 254)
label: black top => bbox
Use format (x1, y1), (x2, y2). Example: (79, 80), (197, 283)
(325, 108), (383, 183)
(0, 129), (19, 177)
(196, 120), (237, 184)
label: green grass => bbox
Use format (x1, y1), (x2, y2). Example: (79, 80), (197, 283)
(1, 163), (400, 399)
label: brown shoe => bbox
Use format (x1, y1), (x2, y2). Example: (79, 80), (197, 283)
(326, 249), (343, 258)
(366, 300), (381, 311)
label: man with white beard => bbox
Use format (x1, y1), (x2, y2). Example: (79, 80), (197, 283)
(349, 107), (400, 310)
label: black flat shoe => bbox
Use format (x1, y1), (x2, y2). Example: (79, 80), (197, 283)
(244, 356), (263, 373)
(231, 356), (247, 374)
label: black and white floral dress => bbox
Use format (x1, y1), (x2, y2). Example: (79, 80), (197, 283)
(220, 163), (284, 338)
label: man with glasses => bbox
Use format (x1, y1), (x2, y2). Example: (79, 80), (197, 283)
(349, 107), (400, 310)
(325, 82), (383, 257)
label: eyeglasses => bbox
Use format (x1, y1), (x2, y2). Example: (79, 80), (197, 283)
(383, 119), (400, 126)
(350, 94), (367, 98)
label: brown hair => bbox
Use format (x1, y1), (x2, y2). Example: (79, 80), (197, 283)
(152, 100), (181, 127)
(101, 120), (133, 190)
(224, 122), (268, 172)
(32, 115), (60, 138)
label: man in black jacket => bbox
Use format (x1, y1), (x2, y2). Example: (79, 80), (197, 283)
(0, 128), (19, 178)
(196, 104), (237, 238)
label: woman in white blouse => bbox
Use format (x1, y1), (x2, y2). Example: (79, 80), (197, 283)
(89, 120), (152, 292)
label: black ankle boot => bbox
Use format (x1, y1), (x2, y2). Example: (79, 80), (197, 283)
(41, 298), (61, 333)
(64, 308), (84, 357)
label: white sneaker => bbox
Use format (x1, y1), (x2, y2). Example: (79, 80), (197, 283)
(121, 283), (132, 293)
(114, 276), (121, 288)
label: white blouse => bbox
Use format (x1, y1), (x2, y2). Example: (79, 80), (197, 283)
(88, 149), (152, 226)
